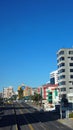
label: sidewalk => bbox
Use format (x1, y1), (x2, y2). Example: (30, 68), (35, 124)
(27, 102), (73, 129)
(58, 118), (73, 129)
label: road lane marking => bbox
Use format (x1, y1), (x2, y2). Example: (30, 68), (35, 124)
(16, 124), (18, 130)
(18, 103), (47, 130)
(19, 108), (34, 130)
(28, 124), (34, 130)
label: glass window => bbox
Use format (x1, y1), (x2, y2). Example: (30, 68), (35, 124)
(69, 63), (73, 66)
(58, 75), (65, 80)
(60, 63), (65, 67)
(69, 87), (73, 89)
(61, 88), (66, 91)
(70, 69), (73, 72)
(70, 75), (73, 78)
(69, 81), (73, 85)
(59, 51), (64, 55)
(58, 69), (65, 74)
(50, 78), (55, 84)
(69, 51), (73, 54)
(60, 57), (65, 61)
(59, 81), (66, 86)
(71, 57), (73, 60)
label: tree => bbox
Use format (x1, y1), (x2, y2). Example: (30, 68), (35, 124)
(10, 94), (18, 101)
(18, 87), (23, 99)
(0, 97), (3, 105)
(31, 93), (42, 104)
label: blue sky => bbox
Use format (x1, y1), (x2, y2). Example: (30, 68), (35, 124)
(0, 0), (73, 91)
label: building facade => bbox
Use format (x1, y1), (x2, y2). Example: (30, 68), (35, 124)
(23, 86), (32, 97)
(3, 86), (14, 98)
(50, 70), (58, 84)
(57, 48), (73, 100)
(42, 83), (58, 103)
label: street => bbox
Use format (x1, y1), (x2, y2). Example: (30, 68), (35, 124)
(0, 102), (73, 130)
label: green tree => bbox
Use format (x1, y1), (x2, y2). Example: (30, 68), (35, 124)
(32, 93), (42, 104)
(11, 94), (18, 101)
(18, 87), (23, 99)
(0, 97), (3, 105)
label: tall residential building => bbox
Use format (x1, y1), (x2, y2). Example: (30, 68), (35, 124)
(50, 70), (58, 84)
(57, 48), (73, 100)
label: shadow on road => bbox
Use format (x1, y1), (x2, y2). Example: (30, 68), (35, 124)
(0, 103), (60, 129)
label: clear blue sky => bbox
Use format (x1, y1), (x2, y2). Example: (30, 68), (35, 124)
(0, 0), (73, 92)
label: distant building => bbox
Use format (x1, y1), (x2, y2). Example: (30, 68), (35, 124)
(31, 88), (38, 95)
(57, 48), (73, 100)
(3, 86), (14, 98)
(23, 86), (32, 97)
(18, 84), (33, 99)
(50, 70), (58, 84)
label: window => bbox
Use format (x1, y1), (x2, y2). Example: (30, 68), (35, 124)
(59, 81), (66, 86)
(58, 69), (65, 74)
(71, 57), (73, 60)
(69, 63), (73, 66)
(69, 81), (72, 83)
(60, 63), (65, 67)
(57, 51), (64, 57)
(70, 69), (73, 72)
(69, 87), (73, 89)
(50, 78), (55, 84)
(69, 51), (73, 54)
(48, 92), (52, 103)
(58, 75), (65, 80)
(61, 88), (66, 91)
(60, 57), (65, 61)
(58, 63), (65, 68)
(59, 51), (64, 55)
(69, 81), (73, 85)
(70, 75), (73, 78)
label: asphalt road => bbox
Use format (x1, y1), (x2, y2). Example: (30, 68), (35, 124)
(0, 102), (73, 130)
(0, 103), (17, 130)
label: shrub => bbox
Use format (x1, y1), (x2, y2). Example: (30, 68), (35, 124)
(69, 112), (73, 118)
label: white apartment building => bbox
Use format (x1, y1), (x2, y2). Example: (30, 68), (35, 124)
(57, 48), (73, 101)
(3, 86), (14, 98)
(50, 70), (58, 84)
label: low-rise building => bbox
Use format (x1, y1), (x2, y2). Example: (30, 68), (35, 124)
(42, 83), (59, 104)
(3, 86), (14, 98)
